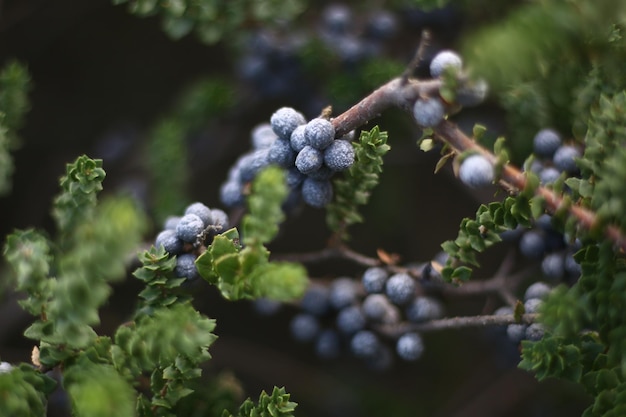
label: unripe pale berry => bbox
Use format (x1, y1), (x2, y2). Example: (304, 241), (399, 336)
(429, 50), (463, 78)
(413, 97), (445, 127)
(459, 154), (494, 188)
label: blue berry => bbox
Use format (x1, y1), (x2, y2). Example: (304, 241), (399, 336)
(300, 285), (331, 316)
(564, 252), (582, 278)
(385, 273), (416, 305)
(220, 180), (244, 208)
(252, 298), (282, 316)
(324, 140), (355, 171)
(285, 167), (306, 188)
(533, 129), (562, 158)
(506, 323), (527, 343)
(494, 306), (513, 316)
(362, 294), (393, 322)
(553, 144), (581, 174)
(290, 313), (320, 342)
(329, 277), (358, 310)
(524, 282), (552, 301)
(396, 332), (424, 361)
(539, 166), (561, 184)
(289, 124), (308, 153)
(321, 3), (352, 35)
(413, 97), (445, 127)
(301, 177), (333, 208)
(251, 123), (278, 149)
(459, 154), (494, 188)
(455, 78), (488, 107)
(210, 209), (230, 230)
(155, 229), (185, 255)
(270, 107), (306, 140)
(350, 330), (381, 359)
(519, 230), (547, 259)
(239, 149), (270, 182)
(268, 138), (297, 168)
(305, 118), (335, 150)
(315, 329), (341, 359)
(362, 267), (388, 294)
(541, 252), (565, 281)
(175, 213), (205, 243)
(0, 362), (13, 374)
(365, 11), (398, 40)
(525, 323), (545, 341)
(336, 305), (366, 334)
(184, 202), (213, 227)
(174, 253), (199, 281)
(524, 298), (543, 314)
(306, 165), (334, 181)
(295, 145), (324, 174)
(163, 216), (180, 230)
(429, 50), (463, 78)
(406, 296), (444, 323)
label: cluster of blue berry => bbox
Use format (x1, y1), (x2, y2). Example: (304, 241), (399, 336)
(285, 266), (444, 370)
(497, 281), (552, 344)
(220, 106), (355, 210)
(155, 202), (230, 281)
(236, 3), (399, 101)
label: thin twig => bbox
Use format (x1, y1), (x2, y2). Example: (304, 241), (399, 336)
(401, 29), (432, 84)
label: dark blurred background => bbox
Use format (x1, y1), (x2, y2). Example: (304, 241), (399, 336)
(0, 1), (589, 416)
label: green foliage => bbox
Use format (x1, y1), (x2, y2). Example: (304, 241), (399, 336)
(197, 167), (307, 300)
(326, 127), (391, 240)
(64, 354), (136, 417)
(0, 364), (56, 417)
(52, 155), (107, 235)
(0, 61), (32, 195)
(113, 0), (306, 44)
(223, 386), (297, 417)
(242, 166), (288, 247)
(134, 245), (189, 316)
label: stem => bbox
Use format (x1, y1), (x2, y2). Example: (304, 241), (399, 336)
(376, 313), (538, 337)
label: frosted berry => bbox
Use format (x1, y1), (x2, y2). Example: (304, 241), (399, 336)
(184, 202), (213, 227)
(238, 149), (270, 182)
(336, 305), (366, 334)
(290, 313), (320, 342)
(406, 296), (444, 323)
(268, 138), (297, 168)
(329, 277), (358, 310)
(155, 229), (184, 255)
(525, 323), (545, 341)
(396, 332), (424, 361)
(175, 213), (205, 243)
(306, 165), (334, 181)
(163, 216), (180, 230)
(270, 107), (306, 139)
(315, 329), (341, 359)
(323, 139), (355, 171)
(210, 209), (230, 230)
(539, 166), (561, 185)
(553, 144), (581, 174)
(413, 97), (445, 128)
(295, 145), (324, 174)
(524, 281), (552, 301)
(541, 252), (565, 281)
(362, 267), (388, 294)
(506, 323), (527, 343)
(385, 273), (416, 305)
(519, 230), (547, 259)
(350, 330), (381, 359)
(362, 294), (393, 322)
(524, 298), (543, 314)
(300, 285), (331, 316)
(533, 128), (562, 158)
(429, 50), (462, 78)
(459, 154), (494, 188)
(251, 122), (278, 149)
(305, 118), (335, 150)
(220, 180), (244, 208)
(174, 253), (199, 281)
(301, 177), (333, 208)
(0, 362), (12, 374)
(289, 124), (308, 153)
